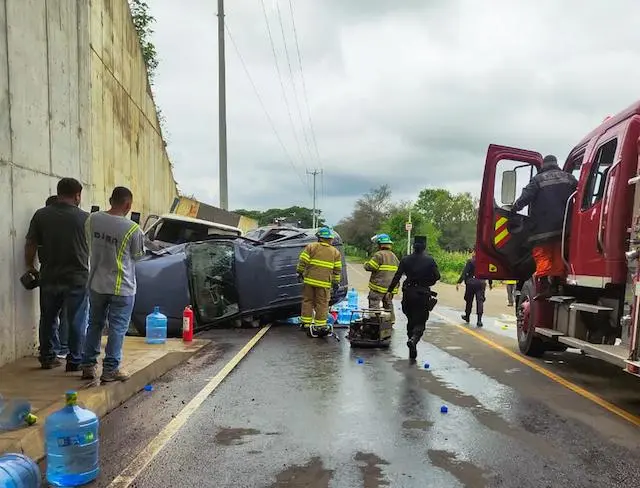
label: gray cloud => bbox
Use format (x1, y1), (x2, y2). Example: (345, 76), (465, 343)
(150, 0), (640, 224)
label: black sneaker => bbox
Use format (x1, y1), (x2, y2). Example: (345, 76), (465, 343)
(40, 358), (62, 370)
(461, 315), (470, 323)
(66, 362), (81, 372)
(407, 339), (417, 360)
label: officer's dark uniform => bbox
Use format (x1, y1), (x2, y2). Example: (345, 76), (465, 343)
(387, 236), (440, 359)
(457, 256), (491, 327)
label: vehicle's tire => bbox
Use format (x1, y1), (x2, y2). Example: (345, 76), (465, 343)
(516, 279), (546, 357)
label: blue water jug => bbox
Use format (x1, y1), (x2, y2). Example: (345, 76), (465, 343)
(45, 391), (99, 487)
(0, 453), (41, 488)
(347, 288), (359, 310)
(146, 306), (167, 344)
(0, 395), (37, 432)
(338, 303), (351, 325)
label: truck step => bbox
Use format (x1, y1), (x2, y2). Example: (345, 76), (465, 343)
(568, 302), (614, 314)
(557, 337), (629, 368)
(535, 327), (565, 339)
(548, 296), (575, 304)
(625, 360), (640, 377)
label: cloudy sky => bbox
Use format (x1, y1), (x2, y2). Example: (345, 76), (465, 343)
(149, 0), (640, 225)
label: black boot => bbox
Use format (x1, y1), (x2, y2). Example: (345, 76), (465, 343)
(461, 314), (470, 323)
(477, 316), (483, 328)
(534, 277), (552, 301)
(407, 338), (417, 360)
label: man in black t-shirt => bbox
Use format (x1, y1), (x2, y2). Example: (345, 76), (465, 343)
(39, 195), (69, 359)
(25, 178), (89, 370)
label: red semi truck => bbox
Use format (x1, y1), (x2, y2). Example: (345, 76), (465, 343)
(475, 100), (640, 377)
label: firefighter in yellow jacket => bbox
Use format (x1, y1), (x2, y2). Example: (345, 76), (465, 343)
(365, 234), (399, 324)
(296, 227), (342, 330)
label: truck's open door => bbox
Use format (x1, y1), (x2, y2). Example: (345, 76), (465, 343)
(475, 145), (543, 280)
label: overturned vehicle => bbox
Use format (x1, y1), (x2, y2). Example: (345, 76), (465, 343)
(132, 227), (349, 336)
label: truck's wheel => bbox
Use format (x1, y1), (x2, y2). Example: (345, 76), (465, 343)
(516, 280), (546, 357)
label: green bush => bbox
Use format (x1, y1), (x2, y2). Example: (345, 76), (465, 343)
(344, 244), (368, 260)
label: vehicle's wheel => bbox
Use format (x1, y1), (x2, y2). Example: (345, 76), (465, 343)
(516, 280), (546, 357)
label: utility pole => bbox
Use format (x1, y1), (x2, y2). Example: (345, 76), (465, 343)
(217, 0), (228, 210)
(307, 169), (322, 228)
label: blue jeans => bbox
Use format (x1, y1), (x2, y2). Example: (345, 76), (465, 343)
(39, 285), (89, 365)
(82, 292), (135, 374)
(49, 306), (69, 356)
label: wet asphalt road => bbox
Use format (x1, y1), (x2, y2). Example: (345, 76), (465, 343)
(93, 303), (640, 488)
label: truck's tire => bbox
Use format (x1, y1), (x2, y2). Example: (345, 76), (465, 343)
(516, 279), (547, 357)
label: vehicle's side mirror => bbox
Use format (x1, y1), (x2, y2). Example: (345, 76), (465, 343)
(501, 170), (517, 205)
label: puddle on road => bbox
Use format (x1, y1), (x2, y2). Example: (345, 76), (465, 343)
(215, 427), (261, 446)
(354, 452), (390, 488)
(392, 361), (562, 459)
(427, 449), (488, 488)
(269, 457), (334, 488)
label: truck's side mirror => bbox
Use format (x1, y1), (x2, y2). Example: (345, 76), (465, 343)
(501, 170), (517, 205)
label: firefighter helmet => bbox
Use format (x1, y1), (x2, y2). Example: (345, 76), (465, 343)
(316, 227), (334, 239)
(375, 234), (393, 245)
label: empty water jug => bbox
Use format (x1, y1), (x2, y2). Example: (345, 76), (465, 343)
(0, 395), (37, 432)
(0, 453), (41, 488)
(146, 306), (167, 344)
(45, 391), (99, 487)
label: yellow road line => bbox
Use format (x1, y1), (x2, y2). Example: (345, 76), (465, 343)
(108, 326), (272, 488)
(432, 311), (640, 428)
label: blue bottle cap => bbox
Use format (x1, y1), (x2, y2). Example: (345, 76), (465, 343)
(154, 306), (160, 313)
(144, 384), (153, 392)
(424, 363), (430, 369)
(440, 405), (448, 413)
(356, 358), (364, 364)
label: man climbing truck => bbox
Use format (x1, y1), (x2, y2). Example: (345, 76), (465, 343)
(474, 99), (640, 377)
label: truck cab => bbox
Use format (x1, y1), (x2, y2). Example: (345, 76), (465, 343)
(475, 101), (640, 376)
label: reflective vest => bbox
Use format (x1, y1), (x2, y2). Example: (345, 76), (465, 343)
(503, 280), (517, 284)
(296, 242), (342, 289)
(364, 249), (399, 294)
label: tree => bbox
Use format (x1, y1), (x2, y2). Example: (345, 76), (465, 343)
(380, 202), (441, 258)
(414, 189), (477, 251)
(234, 207), (324, 228)
(334, 185), (392, 251)
(129, 0), (159, 83)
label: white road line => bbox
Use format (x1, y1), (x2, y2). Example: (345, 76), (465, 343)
(107, 326), (271, 488)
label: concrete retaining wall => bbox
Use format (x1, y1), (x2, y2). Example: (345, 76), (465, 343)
(0, 0), (178, 366)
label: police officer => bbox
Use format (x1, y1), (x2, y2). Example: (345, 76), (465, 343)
(364, 234), (399, 324)
(385, 236), (440, 359)
(456, 249), (492, 327)
(296, 227), (342, 333)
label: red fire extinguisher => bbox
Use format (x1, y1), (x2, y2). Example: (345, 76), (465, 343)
(182, 305), (194, 342)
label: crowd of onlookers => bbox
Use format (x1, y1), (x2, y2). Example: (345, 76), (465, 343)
(25, 178), (144, 383)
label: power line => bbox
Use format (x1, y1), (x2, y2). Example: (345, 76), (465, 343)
(287, 0), (321, 166)
(275, 0), (314, 164)
(259, 0), (308, 167)
(225, 23), (310, 194)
